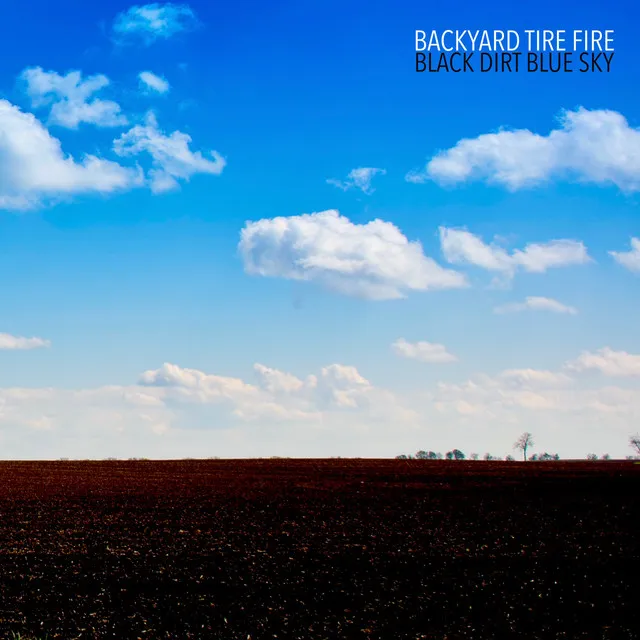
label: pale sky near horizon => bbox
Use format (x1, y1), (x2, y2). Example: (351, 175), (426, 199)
(0, 0), (639, 460)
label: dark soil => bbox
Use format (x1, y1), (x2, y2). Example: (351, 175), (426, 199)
(0, 459), (638, 639)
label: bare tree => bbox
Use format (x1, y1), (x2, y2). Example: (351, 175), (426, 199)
(470, 453), (479, 460)
(630, 434), (640, 456)
(514, 432), (534, 461)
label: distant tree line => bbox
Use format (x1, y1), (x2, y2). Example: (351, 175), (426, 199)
(395, 432), (640, 461)
(395, 450), (559, 461)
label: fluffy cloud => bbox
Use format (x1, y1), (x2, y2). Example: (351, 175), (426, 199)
(610, 238), (640, 273)
(439, 227), (590, 280)
(1, 352), (638, 459)
(0, 100), (142, 210)
(139, 71), (170, 94)
(239, 210), (467, 300)
(22, 67), (127, 129)
(139, 362), (299, 421)
(253, 363), (309, 394)
(407, 108), (640, 192)
(113, 111), (226, 192)
(315, 364), (372, 409)
(327, 167), (386, 194)
(0, 356), (425, 459)
(0, 384), (172, 458)
(433, 357), (640, 420)
(138, 361), (412, 423)
(0, 333), (50, 350)
(498, 369), (572, 388)
(565, 348), (640, 377)
(494, 296), (578, 315)
(392, 338), (457, 363)
(113, 3), (198, 45)
(0, 359), (402, 435)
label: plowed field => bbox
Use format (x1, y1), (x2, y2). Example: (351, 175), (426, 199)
(0, 459), (638, 639)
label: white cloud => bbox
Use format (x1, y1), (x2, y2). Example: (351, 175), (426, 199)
(0, 333), (50, 350)
(0, 384), (172, 457)
(1, 352), (639, 459)
(0, 358), (424, 459)
(439, 227), (590, 280)
(0, 100), (142, 210)
(138, 361), (409, 421)
(316, 364), (372, 409)
(22, 67), (127, 129)
(327, 167), (386, 194)
(392, 338), (457, 363)
(433, 361), (640, 420)
(253, 364), (310, 394)
(494, 296), (578, 315)
(113, 111), (225, 192)
(498, 369), (572, 388)
(565, 348), (640, 377)
(113, 3), (199, 46)
(610, 238), (640, 273)
(139, 362), (275, 417)
(139, 71), (170, 94)
(239, 210), (467, 300)
(407, 108), (640, 192)
(440, 227), (513, 272)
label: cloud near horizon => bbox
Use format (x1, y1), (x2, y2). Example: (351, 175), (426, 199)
(407, 108), (640, 192)
(1, 349), (639, 459)
(137, 360), (413, 421)
(564, 348), (640, 377)
(432, 350), (640, 427)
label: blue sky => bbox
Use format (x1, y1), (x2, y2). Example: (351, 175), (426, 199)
(0, 0), (639, 459)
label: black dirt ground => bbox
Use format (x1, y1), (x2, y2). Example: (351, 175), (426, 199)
(0, 459), (638, 639)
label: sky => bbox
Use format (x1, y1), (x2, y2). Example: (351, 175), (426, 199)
(0, 0), (639, 460)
